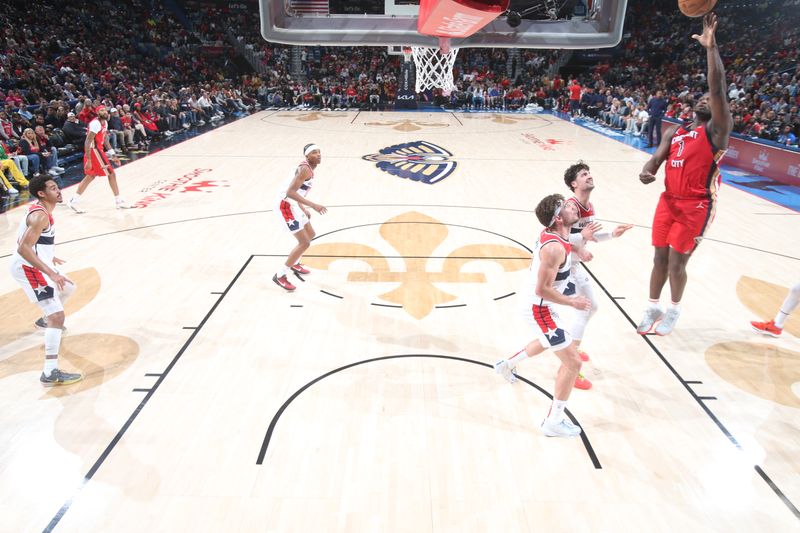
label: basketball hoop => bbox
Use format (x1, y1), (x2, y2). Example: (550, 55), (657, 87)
(410, 38), (459, 95)
(412, 0), (508, 95)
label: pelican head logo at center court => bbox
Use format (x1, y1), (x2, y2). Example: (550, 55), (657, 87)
(362, 141), (456, 185)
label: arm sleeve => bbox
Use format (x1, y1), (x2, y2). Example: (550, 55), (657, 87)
(593, 231), (613, 243)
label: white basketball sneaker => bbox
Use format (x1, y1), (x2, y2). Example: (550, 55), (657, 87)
(636, 307), (665, 334)
(67, 197), (86, 214)
(493, 359), (517, 384)
(540, 417), (582, 438)
(655, 307), (681, 336)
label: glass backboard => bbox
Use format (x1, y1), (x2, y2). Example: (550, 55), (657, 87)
(260, 0), (629, 49)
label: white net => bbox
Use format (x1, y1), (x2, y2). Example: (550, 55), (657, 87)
(410, 46), (460, 94)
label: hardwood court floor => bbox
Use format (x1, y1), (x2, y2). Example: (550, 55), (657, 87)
(0, 110), (798, 532)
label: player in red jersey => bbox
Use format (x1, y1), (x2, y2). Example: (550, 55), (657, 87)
(636, 14), (732, 336)
(67, 105), (129, 213)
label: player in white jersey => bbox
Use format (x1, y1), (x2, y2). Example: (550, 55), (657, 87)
(273, 143), (327, 292)
(8, 176), (81, 386)
(493, 194), (593, 438)
(562, 162), (633, 386)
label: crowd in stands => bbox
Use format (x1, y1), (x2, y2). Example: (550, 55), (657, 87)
(573, 0), (800, 146)
(0, 0), (260, 197)
(221, 0), (797, 146)
(1, 0), (798, 197)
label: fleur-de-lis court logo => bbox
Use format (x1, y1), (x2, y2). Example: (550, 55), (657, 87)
(362, 141), (456, 184)
(462, 113), (542, 124)
(302, 211), (530, 319)
(363, 119), (449, 132)
(276, 112), (348, 122)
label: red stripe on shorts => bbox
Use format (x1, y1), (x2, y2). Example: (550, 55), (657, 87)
(279, 200), (295, 223)
(532, 304), (557, 333)
(22, 264), (47, 289)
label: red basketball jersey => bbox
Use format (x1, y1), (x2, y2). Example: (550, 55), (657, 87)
(88, 117), (107, 149)
(664, 123), (725, 198)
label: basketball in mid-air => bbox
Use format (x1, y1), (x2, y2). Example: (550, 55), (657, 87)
(678, 0), (718, 17)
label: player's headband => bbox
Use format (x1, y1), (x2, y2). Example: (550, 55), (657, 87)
(549, 199), (564, 226)
(304, 144), (321, 156)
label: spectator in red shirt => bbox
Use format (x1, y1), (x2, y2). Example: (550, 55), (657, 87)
(0, 111), (17, 142)
(345, 86), (358, 108)
(553, 75), (563, 94)
(568, 80), (582, 117)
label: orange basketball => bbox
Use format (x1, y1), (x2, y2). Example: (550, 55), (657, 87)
(678, 0), (717, 17)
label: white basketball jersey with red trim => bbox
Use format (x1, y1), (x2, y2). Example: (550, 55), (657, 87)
(521, 230), (572, 308)
(278, 160), (315, 202)
(566, 196), (594, 262)
(12, 203), (55, 268)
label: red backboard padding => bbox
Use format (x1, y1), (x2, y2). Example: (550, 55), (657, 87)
(417, 0), (510, 39)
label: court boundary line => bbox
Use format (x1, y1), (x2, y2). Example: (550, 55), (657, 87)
(42, 256), (255, 532)
(30, 207), (800, 528)
(43, 246), (602, 533)
(582, 263), (800, 521)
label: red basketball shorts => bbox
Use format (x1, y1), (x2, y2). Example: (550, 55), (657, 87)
(652, 193), (716, 254)
(84, 146), (112, 177)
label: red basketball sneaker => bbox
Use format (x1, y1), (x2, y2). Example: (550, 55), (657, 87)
(750, 319), (782, 337)
(574, 373), (592, 390)
(291, 263), (310, 275)
(272, 274), (296, 292)
(577, 349), (590, 362)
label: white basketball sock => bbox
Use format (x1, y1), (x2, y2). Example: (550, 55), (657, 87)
(43, 357), (58, 377)
(43, 327), (62, 376)
(648, 298), (661, 310)
(44, 327), (62, 356)
(547, 399), (567, 422)
(506, 349), (528, 369)
(774, 283), (800, 328)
